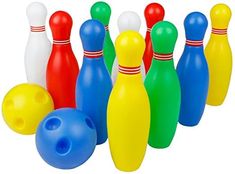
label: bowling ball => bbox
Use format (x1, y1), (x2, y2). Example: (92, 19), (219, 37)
(36, 108), (97, 169)
(2, 83), (54, 135)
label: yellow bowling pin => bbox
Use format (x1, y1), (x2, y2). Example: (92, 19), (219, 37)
(107, 31), (150, 172)
(205, 4), (232, 106)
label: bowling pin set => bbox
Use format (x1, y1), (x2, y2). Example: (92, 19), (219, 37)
(1, 1), (233, 172)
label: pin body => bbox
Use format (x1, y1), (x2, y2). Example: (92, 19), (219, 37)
(143, 3), (165, 73)
(91, 1), (116, 74)
(205, 4), (232, 106)
(145, 21), (180, 148)
(108, 31), (150, 171)
(46, 11), (79, 109)
(25, 2), (51, 87)
(111, 11), (145, 83)
(177, 12), (209, 126)
(76, 20), (112, 145)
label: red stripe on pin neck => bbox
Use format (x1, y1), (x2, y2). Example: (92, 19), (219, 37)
(118, 65), (141, 75)
(147, 27), (151, 32)
(30, 26), (45, 32)
(186, 40), (203, 46)
(105, 25), (109, 31)
(53, 39), (70, 45)
(153, 53), (173, 61)
(84, 50), (103, 58)
(212, 28), (227, 35)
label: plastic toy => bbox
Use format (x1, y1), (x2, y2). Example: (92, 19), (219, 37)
(2, 83), (54, 135)
(177, 12), (209, 126)
(76, 19), (112, 145)
(36, 108), (97, 169)
(90, 1), (116, 74)
(145, 21), (181, 148)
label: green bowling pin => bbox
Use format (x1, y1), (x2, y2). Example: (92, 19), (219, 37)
(144, 21), (181, 148)
(90, 1), (116, 74)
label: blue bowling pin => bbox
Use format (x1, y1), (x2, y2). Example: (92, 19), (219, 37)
(176, 12), (209, 126)
(76, 19), (112, 144)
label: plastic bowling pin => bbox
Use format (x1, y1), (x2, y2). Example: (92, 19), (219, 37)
(177, 12), (209, 126)
(145, 21), (181, 148)
(91, 1), (116, 74)
(107, 31), (150, 171)
(111, 11), (146, 84)
(76, 20), (112, 145)
(205, 4), (232, 106)
(46, 11), (79, 109)
(25, 2), (51, 87)
(143, 3), (165, 73)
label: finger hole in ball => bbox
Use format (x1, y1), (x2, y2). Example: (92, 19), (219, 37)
(85, 118), (95, 129)
(56, 137), (71, 155)
(35, 91), (47, 104)
(14, 117), (25, 130)
(4, 99), (14, 109)
(45, 117), (61, 131)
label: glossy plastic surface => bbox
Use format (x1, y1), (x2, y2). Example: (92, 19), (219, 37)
(111, 11), (145, 84)
(36, 108), (97, 169)
(90, 1), (116, 74)
(145, 21), (181, 148)
(25, 2), (51, 87)
(2, 83), (54, 135)
(108, 31), (150, 172)
(143, 3), (165, 73)
(46, 11), (79, 109)
(205, 4), (232, 105)
(76, 19), (112, 145)
(177, 12), (209, 126)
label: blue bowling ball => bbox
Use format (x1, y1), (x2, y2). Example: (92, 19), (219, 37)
(36, 108), (97, 169)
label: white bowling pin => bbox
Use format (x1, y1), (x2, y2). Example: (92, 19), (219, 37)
(25, 2), (51, 87)
(111, 11), (145, 84)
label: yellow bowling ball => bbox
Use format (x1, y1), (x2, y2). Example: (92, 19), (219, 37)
(2, 83), (54, 135)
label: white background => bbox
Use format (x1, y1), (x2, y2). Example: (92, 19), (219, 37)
(0, 0), (235, 173)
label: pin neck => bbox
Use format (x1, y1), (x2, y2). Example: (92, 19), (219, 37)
(30, 26), (45, 32)
(84, 50), (103, 58)
(118, 65), (141, 75)
(105, 25), (109, 31)
(186, 39), (203, 47)
(153, 52), (173, 61)
(212, 28), (227, 35)
(53, 39), (70, 45)
(147, 27), (152, 33)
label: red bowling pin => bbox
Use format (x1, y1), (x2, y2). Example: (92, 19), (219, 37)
(143, 3), (165, 73)
(47, 11), (79, 109)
